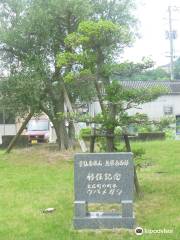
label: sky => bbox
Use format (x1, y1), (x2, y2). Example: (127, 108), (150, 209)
(123, 0), (180, 66)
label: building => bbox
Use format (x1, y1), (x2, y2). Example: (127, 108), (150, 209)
(88, 80), (180, 121)
(119, 80), (180, 120)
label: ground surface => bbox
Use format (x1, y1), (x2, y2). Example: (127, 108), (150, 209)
(0, 141), (179, 240)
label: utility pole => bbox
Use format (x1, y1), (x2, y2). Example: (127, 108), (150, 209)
(168, 6), (174, 81)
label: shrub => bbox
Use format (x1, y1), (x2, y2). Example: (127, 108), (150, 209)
(79, 127), (91, 140)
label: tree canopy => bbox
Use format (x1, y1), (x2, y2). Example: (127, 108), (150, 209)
(0, 0), (166, 152)
(57, 20), (166, 151)
(0, 0), (138, 150)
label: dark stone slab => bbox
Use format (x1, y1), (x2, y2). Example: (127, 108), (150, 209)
(74, 153), (134, 203)
(73, 153), (135, 229)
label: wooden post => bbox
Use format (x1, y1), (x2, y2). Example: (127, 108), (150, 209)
(123, 134), (131, 152)
(90, 128), (96, 153)
(90, 136), (95, 152)
(123, 134), (141, 197)
(6, 112), (34, 153)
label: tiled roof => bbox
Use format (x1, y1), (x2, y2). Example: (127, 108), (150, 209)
(118, 80), (180, 94)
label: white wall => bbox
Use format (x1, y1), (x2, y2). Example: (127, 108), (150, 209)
(89, 95), (180, 121)
(127, 95), (180, 120)
(0, 124), (17, 136)
(88, 101), (101, 116)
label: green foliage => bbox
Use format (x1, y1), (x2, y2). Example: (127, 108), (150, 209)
(112, 58), (154, 78)
(79, 127), (91, 139)
(132, 67), (170, 81)
(64, 20), (131, 59)
(96, 137), (106, 152)
(137, 124), (153, 133)
(89, 0), (137, 34)
(155, 117), (175, 140)
(137, 67), (170, 81)
(165, 129), (175, 139)
(137, 116), (175, 133)
(63, 72), (74, 83)
(1, 0), (154, 151)
(105, 80), (167, 104)
(0, 72), (44, 116)
(0, 0), (137, 124)
(132, 147), (146, 169)
(57, 20), (132, 83)
(112, 59), (170, 81)
(0, 0), (91, 118)
(155, 116), (175, 131)
(56, 17), (166, 151)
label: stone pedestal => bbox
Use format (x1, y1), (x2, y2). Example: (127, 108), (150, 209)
(74, 214), (135, 229)
(74, 200), (135, 229)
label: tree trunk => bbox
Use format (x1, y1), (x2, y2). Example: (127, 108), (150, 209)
(106, 129), (115, 152)
(47, 90), (69, 150)
(90, 128), (96, 153)
(60, 120), (69, 150)
(124, 134), (131, 152)
(52, 118), (69, 150)
(106, 103), (116, 152)
(68, 120), (76, 149)
(6, 112), (33, 153)
(57, 88), (69, 150)
(53, 122), (61, 150)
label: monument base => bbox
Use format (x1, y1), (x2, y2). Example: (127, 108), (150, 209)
(74, 212), (135, 229)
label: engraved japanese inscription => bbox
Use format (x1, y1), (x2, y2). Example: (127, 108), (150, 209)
(74, 153), (134, 203)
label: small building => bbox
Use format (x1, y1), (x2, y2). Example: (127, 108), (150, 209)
(88, 80), (180, 121)
(119, 80), (180, 120)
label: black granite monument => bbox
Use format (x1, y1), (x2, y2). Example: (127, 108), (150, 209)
(73, 153), (135, 229)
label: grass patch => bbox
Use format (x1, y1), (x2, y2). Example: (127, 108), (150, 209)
(0, 140), (179, 239)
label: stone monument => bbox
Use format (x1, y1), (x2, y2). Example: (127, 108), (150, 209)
(73, 152), (135, 229)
